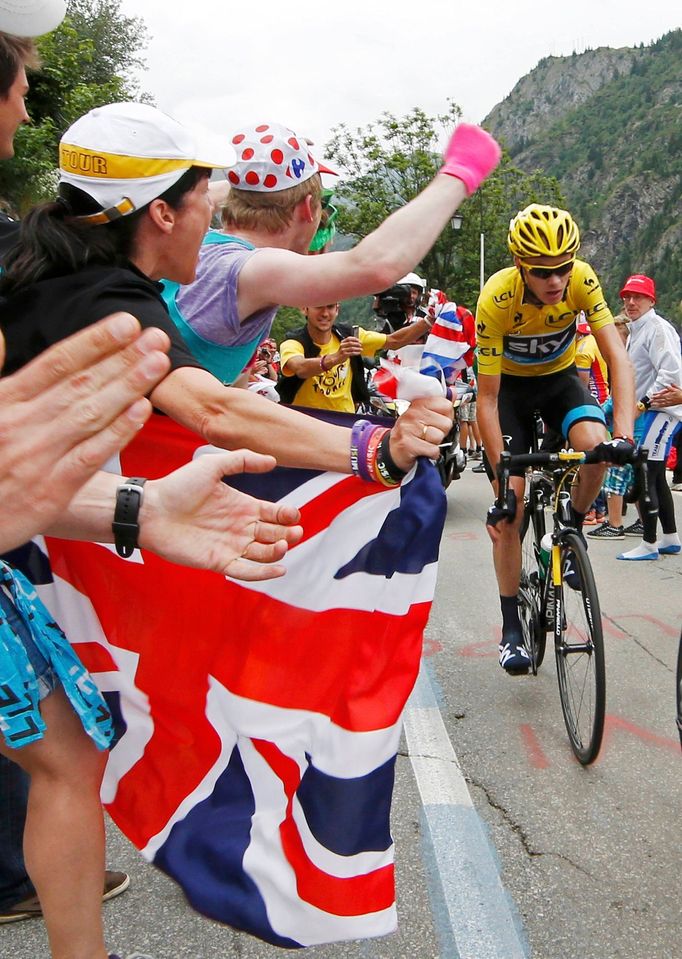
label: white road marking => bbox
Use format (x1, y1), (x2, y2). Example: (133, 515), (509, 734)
(404, 663), (528, 959)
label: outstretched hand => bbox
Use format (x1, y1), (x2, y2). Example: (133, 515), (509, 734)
(139, 450), (303, 580)
(0, 314), (171, 553)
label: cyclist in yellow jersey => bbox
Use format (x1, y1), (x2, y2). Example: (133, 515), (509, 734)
(475, 204), (635, 674)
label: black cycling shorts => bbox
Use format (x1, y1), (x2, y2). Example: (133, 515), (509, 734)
(484, 365), (605, 478)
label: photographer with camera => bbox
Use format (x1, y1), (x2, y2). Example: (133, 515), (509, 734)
(253, 337), (279, 380)
(397, 272), (427, 323)
(373, 282), (417, 334)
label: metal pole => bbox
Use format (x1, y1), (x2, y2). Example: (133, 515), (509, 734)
(479, 190), (485, 292)
(479, 231), (485, 293)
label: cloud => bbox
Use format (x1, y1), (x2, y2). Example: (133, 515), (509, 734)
(121, 0), (681, 150)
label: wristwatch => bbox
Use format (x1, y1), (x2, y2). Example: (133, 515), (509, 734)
(112, 477), (147, 558)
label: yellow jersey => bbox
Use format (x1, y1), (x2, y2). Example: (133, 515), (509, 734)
(476, 260), (614, 377)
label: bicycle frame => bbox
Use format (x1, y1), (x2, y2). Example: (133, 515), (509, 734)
(526, 459), (583, 631)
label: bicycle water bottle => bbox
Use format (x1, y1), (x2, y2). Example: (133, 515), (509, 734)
(538, 533), (553, 580)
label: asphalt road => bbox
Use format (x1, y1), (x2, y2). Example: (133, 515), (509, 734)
(3, 466), (680, 959)
(428, 464), (682, 959)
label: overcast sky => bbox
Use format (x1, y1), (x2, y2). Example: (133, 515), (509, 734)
(119, 0), (680, 157)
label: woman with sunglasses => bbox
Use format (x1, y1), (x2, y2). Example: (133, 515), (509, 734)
(473, 204), (635, 675)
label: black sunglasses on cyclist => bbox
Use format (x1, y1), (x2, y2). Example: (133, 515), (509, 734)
(520, 259), (575, 280)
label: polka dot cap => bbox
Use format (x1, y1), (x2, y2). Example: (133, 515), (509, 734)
(228, 122), (320, 192)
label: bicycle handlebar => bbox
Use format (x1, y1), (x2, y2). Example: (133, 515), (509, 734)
(495, 445), (652, 517)
(498, 447), (647, 471)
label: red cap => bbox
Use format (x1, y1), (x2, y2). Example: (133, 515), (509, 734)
(576, 316), (591, 335)
(620, 274), (656, 302)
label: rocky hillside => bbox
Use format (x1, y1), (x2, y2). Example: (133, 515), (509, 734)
(483, 29), (682, 321)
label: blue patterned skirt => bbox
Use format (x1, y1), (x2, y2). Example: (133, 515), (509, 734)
(0, 561), (113, 751)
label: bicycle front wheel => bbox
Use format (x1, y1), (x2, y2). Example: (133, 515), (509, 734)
(554, 532), (606, 764)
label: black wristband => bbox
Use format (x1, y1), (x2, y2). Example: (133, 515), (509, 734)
(377, 431), (408, 484)
(112, 477), (147, 558)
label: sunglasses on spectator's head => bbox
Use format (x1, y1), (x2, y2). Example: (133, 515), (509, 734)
(519, 259), (575, 279)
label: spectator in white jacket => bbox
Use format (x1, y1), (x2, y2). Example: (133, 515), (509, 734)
(617, 274), (682, 560)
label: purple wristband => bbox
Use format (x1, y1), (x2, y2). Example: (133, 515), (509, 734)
(350, 419), (372, 478)
(356, 426), (380, 482)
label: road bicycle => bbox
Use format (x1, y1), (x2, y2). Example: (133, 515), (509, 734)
(496, 440), (650, 765)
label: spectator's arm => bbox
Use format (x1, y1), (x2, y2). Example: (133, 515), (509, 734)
(150, 365), (453, 475)
(45, 452), (304, 582)
(0, 314), (170, 553)
(646, 327), (682, 395)
(384, 317), (432, 350)
(235, 125), (500, 317)
(282, 353), (330, 380)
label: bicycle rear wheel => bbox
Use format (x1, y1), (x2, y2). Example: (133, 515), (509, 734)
(520, 492), (547, 670)
(555, 532), (605, 764)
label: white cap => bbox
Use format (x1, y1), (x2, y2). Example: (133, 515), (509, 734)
(227, 121), (337, 193)
(398, 272), (426, 290)
(59, 102), (236, 224)
(0, 0), (66, 36)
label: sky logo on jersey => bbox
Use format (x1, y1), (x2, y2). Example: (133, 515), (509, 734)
(503, 320), (576, 364)
(25, 413), (446, 949)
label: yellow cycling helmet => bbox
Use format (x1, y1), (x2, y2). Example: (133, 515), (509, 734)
(507, 204), (580, 258)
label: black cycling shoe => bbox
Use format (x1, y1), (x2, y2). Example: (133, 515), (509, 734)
(498, 634), (531, 675)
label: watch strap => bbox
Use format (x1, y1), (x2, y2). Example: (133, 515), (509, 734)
(112, 477), (147, 558)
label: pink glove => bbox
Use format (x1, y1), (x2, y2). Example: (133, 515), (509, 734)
(440, 124), (501, 196)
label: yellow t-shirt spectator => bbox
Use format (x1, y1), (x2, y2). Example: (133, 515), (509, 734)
(280, 328), (386, 413)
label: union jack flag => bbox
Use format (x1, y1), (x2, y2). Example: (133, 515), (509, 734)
(24, 413), (445, 948)
(420, 302), (475, 381)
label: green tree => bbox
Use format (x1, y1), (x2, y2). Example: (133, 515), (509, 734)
(324, 102), (564, 309)
(271, 306), (304, 345)
(0, 0), (148, 213)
